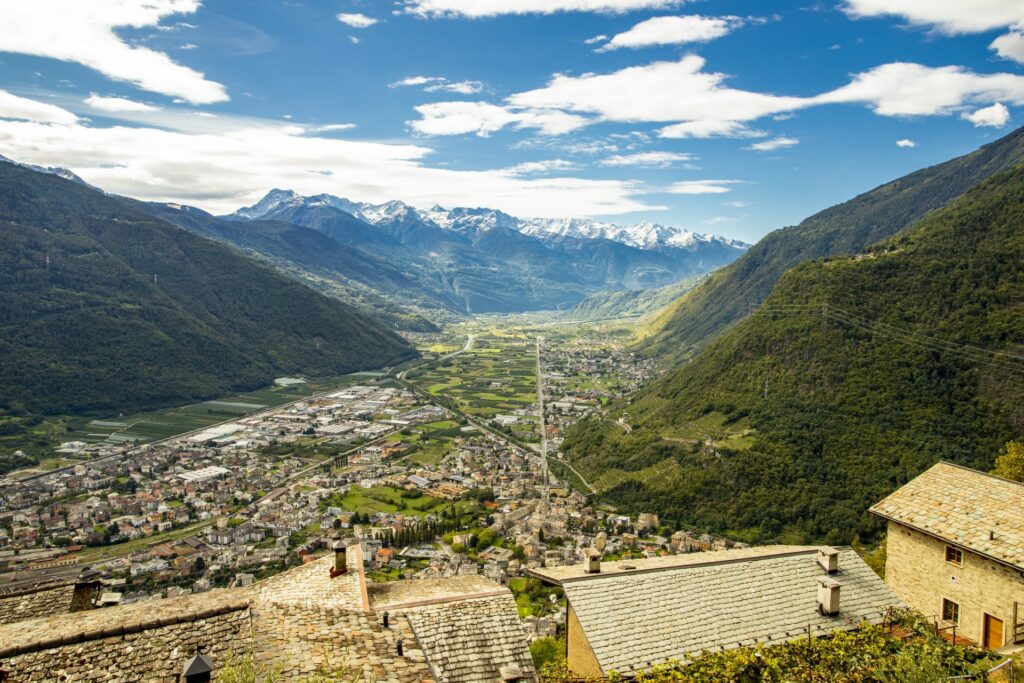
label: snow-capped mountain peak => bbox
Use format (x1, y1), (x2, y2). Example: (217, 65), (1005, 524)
(232, 189), (748, 253)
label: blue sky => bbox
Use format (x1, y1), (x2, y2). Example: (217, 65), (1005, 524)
(0, 1), (1022, 242)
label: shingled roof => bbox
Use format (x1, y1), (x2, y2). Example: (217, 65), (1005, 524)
(531, 547), (901, 676)
(870, 462), (1024, 570)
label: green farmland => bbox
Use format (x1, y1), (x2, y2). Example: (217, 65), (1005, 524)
(405, 334), (539, 441)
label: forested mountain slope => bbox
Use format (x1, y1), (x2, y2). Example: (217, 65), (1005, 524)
(641, 126), (1024, 360)
(0, 161), (415, 415)
(564, 163), (1024, 544)
(565, 275), (706, 321)
(139, 201), (447, 331)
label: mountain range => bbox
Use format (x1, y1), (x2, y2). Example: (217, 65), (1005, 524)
(215, 189), (747, 316)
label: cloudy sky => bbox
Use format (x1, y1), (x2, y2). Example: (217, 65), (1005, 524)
(0, 0), (1022, 242)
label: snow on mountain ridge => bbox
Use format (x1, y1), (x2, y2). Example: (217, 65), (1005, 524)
(232, 190), (748, 251)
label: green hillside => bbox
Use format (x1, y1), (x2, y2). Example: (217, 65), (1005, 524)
(0, 161), (416, 416)
(564, 275), (706, 321)
(640, 126), (1024, 360)
(564, 164), (1024, 544)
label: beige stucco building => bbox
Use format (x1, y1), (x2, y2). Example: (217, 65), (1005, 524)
(871, 462), (1024, 650)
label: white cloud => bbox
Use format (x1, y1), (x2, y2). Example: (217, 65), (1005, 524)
(403, 0), (684, 18)
(723, 200), (750, 207)
(336, 13), (377, 28)
(392, 76), (446, 88)
(745, 136), (799, 151)
(85, 94), (159, 113)
(410, 57), (1024, 141)
(392, 76), (484, 94)
(896, 138), (916, 147)
(0, 102), (656, 218)
(815, 62), (1024, 116)
(658, 120), (764, 138)
(600, 151), (695, 167)
(509, 55), (808, 125)
(962, 102), (1011, 127)
(842, 0), (1024, 34)
(504, 159), (579, 175)
(349, 36), (362, 44)
(0, 1), (228, 104)
(0, 89), (78, 124)
(597, 15), (742, 51)
(426, 80), (485, 94)
(667, 180), (740, 195)
(584, 34), (608, 45)
(991, 30), (1024, 63)
(842, 1), (1024, 64)
(410, 101), (589, 137)
(308, 123), (358, 132)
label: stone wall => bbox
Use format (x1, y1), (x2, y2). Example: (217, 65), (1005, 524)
(886, 521), (1024, 647)
(4, 606), (252, 682)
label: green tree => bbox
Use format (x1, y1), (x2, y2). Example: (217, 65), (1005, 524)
(529, 637), (566, 670)
(993, 441), (1024, 482)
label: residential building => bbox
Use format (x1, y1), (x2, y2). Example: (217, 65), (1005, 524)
(870, 462), (1024, 650)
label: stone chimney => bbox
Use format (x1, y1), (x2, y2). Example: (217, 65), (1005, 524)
(70, 568), (104, 612)
(817, 547), (839, 575)
(817, 577), (841, 616)
(584, 549), (601, 574)
(331, 540), (350, 577)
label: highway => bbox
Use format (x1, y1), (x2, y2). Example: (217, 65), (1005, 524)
(534, 335), (596, 494)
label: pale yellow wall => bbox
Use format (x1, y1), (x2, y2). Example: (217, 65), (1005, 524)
(886, 521), (1024, 647)
(567, 602), (605, 678)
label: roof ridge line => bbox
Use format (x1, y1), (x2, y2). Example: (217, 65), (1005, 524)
(936, 460), (1024, 488)
(0, 599), (251, 660)
(377, 588), (510, 610)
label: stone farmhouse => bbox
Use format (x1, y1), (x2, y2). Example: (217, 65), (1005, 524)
(0, 544), (535, 682)
(871, 461), (1024, 650)
(527, 545), (900, 678)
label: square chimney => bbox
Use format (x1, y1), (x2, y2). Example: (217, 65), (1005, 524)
(817, 577), (841, 616)
(584, 550), (601, 574)
(817, 548), (839, 574)
(331, 539), (350, 577)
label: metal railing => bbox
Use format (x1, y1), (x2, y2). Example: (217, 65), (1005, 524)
(948, 658), (1017, 682)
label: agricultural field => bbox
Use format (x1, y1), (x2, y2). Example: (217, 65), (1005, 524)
(320, 485), (476, 518)
(406, 333), (540, 442)
(0, 374), (372, 477)
(385, 419), (476, 466)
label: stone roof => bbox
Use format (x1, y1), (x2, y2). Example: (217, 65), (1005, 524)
(870, 462), (1024, 570)
(256, 551), (368, 610)
(528, 545), (813, 584)
(0, 588), (251, 660)
(550, 547), (901, 675)
(0, 582), (77, 625)
(0, 547), (535, 682)
(369, 576), (504, 609)
(403, 593), (537, 683)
